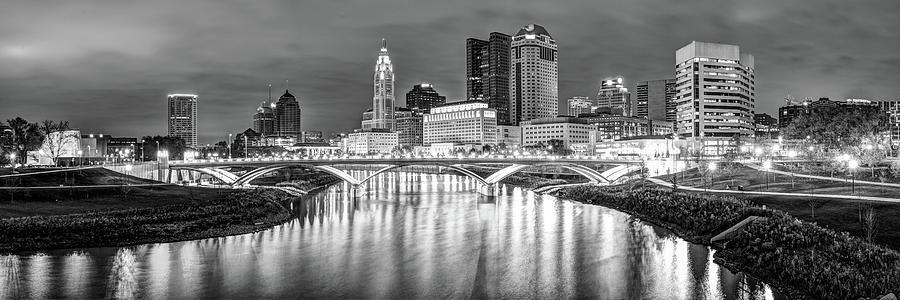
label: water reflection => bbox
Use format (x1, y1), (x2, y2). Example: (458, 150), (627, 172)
(0, 171), (782, 299)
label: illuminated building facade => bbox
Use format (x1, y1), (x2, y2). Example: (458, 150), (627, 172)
(167, 93), (198, 148)
(424, 101), (497, 146)
(635, 79), (676, 122)
(510, 24), (558, 125)
(395, 107), (424, 148)
(467, 32), (512, 125)
(344, 129), (398, 155)
(371, 38), (396, 131)
(275, 90), (302, 139)
(520, 117), (593, 148)
(675, 41), (755, 154)
(596, 76), (632, 116)
(405, 83), (445, 112)
(253, 101), (276, 135)
(567, 96), (594, 116)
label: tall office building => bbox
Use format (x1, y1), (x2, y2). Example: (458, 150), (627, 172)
(423, 101), (497, 146)
(467, 32), (512, 125)
(635, 79), (676, 122)
(253, 101), (276, 135)
(405, 83), (446, 111)
(510, 24), (558, 126)
(395, 107), (424, 148)
(596, 76), (632, 116)
(675, 41), (755, 154)
(275, 90), (301, 138)
(371, 38), (396, 131)
(567, 96), (594, 116)
(167, 93), (198, 148)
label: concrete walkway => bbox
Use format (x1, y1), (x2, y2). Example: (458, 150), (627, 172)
(0, 166), (102, 178)
(646, 177), (900, 203)
(743, 162), (900, 188)
(0, 183), (172, 190)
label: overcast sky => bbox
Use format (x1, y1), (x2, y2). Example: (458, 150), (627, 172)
(2, 0), (898, 144)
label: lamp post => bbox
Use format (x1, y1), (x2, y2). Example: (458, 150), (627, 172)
(707, 161), (717, 193)
(848, 159), (858, 195)
(8, 153), (15, 173)
(77, 150), (83, 166)
(228, 133), (233, 159)
(763, 160), (773, 190)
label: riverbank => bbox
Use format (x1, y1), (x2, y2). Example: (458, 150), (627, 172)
(555, 185), (900, 299)
(0, 188), (296, 253)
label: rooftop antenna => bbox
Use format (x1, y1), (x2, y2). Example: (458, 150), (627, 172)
(381, 38), (386, 50)
(267, 83), (272, 103)
(285, 79), (289, 92)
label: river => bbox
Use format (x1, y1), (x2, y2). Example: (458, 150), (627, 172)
(1, 171), (783, 299)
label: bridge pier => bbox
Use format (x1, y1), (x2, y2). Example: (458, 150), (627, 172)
(348, 184), (363, 198)
(477, 183), (498, 196)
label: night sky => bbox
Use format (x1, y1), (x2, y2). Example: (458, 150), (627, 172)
(2, 0), (898, 144)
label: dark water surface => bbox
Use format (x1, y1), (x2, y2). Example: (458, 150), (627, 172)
(1, 172), (782, 299)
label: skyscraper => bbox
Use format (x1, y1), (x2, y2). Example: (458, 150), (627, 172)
(635, 79), (676, 122)
(467, 32), (511, 125)
(395, 107), (424, 148)
(510, 24), (558, 126)
(254, 85), (276, 135)
(596, 76), (632, 116)
(371, 38), (396, 131)
(167, 93), (198, 148)
(567, 96), (594, 116)
(675, 41), (755, 154)
(405, 83), (446, 112)
(275, 90), (301, 138)
(253, 102), (276, 135)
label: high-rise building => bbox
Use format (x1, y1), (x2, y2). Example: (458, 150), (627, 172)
(567, 96), (594, 116)
(467, 32), (512, 125)
(275, 90), (301, 138)
(596, 76), (632, 116)
(371, 38), (396, 131)
(253, 85), (277, 136)
(510, 24), (558, 125)
(675, 41), (755, 154)
(167, 93), (198, 148)
(635, 79), (676, 122)
(405, 83), (446, 112)
(253, 101), (276, 135)
(424, 101), (498, 146)
(395, 107), (424, 148)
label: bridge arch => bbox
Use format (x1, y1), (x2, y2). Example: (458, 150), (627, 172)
(169, 166), (239, 184)
(485, 163), (611, 185)
(356, 163), (488, 186)
(231, 164), (364, 187)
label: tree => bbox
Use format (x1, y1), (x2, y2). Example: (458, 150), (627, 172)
(1, 118), (44, 166)
(38, 120), (75, 166)
(141, 136), (187, 160)
(782, 104), (888, 151)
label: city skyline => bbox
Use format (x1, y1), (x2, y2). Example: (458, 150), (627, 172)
(2, 0), (899, 144)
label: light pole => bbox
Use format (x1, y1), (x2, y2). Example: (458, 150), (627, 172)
(77, 150), (83, 166)
(707, 161), (717, 193)
(8, 153), (15, 173)
(787, 150), (798, 188)
(848, 159), (858, 195)
(228, 133), (233, 159)
(763, 160), (773, 191)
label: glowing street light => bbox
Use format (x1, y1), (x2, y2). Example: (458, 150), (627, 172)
(846, 158), (859, 194)
(763, 160), (773, 190)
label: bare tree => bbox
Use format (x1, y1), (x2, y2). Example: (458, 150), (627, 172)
(861, 204), (877, 242)
(38, 120), (75, 166)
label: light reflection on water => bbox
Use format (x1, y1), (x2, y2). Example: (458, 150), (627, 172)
(0, 171), (782, 299)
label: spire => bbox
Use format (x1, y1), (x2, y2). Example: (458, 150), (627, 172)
(381, 38), (387, 51)
(267, 83), (272, 103)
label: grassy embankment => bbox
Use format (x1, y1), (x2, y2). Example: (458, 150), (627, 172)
(661, 164), (900, 250)
(558, 185), (900, 299)
(0, 167), (340, 253)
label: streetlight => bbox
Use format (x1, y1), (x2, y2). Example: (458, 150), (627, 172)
(707, 161), (717, 192)
(762, 160), (773, 190)
(77, 150), (83, 166)
(848, 159), (858, 194)
(8, 153), (16, 173)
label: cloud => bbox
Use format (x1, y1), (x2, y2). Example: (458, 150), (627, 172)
(1, 0), (898, 143)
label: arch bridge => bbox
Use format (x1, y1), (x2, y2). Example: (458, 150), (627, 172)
(167, 157), (646, 196)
